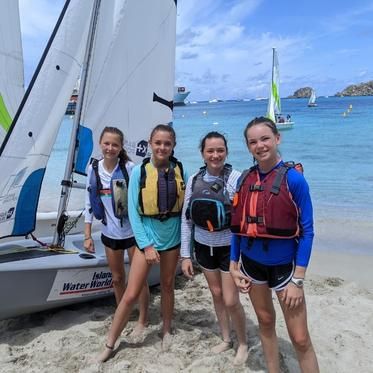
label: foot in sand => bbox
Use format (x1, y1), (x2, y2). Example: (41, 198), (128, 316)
(161, 332), (173, 352)
(128, 323), (147, 344)
(233, 344), (249, 366)
(211, 339), (233, 354)
(97, 344), (115, 363)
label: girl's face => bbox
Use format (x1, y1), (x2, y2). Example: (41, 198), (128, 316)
(202, 137), (227, 175)
(149, 130), (175, 164)
(100, 132), (122, 161)
(245, 123), (280, 168)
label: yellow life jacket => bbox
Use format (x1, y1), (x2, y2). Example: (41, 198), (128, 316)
(139, 156), (185, 220)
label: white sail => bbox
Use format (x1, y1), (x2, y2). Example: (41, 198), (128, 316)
(74, 0), (177, 172)
(0, 1), (95, 238)
(308, 89), (317, 106)
(0, 0), (24, 144)
(266, 48), (281, 122)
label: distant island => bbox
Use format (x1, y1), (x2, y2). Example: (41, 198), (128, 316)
(335, 81), (373, 96)
(288, 81), (373, 98)
(288, 87), (313, 98)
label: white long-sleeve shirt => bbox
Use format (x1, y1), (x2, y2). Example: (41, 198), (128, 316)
(85, 159), (134, 239)
(180, 168), (241, 258)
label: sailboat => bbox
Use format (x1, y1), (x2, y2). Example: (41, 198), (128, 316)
(0, 0), (177, 320)
(0, 0), (24, 145)
(308, 89), (317, 107)
(266, 48), (294, 130)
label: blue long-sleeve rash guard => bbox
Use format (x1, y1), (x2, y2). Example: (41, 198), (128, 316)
(230, 162), (314, 268)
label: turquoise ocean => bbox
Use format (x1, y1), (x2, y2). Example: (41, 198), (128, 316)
(41, 96), (373, 254)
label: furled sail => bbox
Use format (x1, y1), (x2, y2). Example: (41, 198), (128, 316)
(74, 0), (177, 173)
(0, 1), (95, 238)
(266, 48), (281, 122)
(0, 0), (24, 144)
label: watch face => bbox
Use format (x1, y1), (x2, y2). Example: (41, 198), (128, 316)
(292, 278), (304, 287)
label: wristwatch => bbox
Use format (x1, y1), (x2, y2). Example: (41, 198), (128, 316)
(291, 277), (304, 288)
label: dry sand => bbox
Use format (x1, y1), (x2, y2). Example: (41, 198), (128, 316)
(1, 250), (373, 373)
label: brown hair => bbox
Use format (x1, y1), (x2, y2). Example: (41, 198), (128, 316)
(99, 126), (130, 163)
(200, 131), (228, 153)
(243, 116), (279, 144)
(149, 124), (176, 145)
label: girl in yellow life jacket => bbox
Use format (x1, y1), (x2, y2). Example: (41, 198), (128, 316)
(98, 124), (186, 362)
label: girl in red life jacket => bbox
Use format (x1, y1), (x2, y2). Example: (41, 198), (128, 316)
(229, 117), (319, 373)
(84, 126), (149, 337)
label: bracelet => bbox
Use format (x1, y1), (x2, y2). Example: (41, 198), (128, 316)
(84, 236), (92, 241)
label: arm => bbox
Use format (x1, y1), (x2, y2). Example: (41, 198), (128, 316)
(127, 165), (154, 250)
(281, 170), (314, 308)
(180, 174), (195, 279)
(229, 234), (251, 293)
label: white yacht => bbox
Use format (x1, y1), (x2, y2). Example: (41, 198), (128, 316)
(174, 86), (190, 105)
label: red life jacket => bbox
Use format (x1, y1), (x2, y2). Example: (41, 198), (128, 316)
(231, 162), (302, 239)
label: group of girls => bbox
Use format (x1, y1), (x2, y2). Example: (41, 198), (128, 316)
(84, 117), (319, 372)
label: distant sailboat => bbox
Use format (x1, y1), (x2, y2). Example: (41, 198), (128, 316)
(308, 89), (317, 107)
(266, 48), (294, 130)
(0, 0), (24, 144)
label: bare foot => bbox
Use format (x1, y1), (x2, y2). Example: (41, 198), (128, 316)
(233, 344), (249, 366)
(128, 323), (146, 344)
(97, 344), (115, 363)
(161, 332), (173, 352)
(211, 340), (233, 354)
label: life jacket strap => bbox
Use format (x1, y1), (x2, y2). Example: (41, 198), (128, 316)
(247, 216), (264, 224)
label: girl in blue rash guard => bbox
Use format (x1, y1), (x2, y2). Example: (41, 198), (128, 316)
(230, 117), (319, 373)
(98, 124), (186, 362)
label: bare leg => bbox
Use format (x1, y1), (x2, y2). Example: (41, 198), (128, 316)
(105, 247), (125, 305)
(221, 271), (248, 365)
(128, 246), (150, 335)
(277, 292), (319, 373)
(159, 247), (179, 346)
(203, 269), (232, 352)
(249, 284), (279, 373)
(98, 248), (150, 362)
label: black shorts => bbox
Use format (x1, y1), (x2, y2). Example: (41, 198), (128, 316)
(194, 240), (230, 272)
(240, 254), (294, 291)
(101, 234), (137, 251)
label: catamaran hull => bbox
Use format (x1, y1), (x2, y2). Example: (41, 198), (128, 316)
(0, 232), (161, 320)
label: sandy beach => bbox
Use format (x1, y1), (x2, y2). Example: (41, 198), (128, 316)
(0, 245), (372, 373)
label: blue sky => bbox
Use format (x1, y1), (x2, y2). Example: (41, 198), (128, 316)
(19, 0), (373, 101)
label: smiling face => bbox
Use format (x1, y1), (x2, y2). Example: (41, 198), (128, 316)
(149, 129), (175, 166)
(202, 137), (227, 175)
(99, 132), (122, 161)
(245, 123), (281, 171)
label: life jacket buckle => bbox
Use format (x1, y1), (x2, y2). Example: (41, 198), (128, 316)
(247, 216), (264, 224)
(249, 184), (264, 191)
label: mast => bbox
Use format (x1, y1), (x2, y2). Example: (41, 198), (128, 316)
(53, 0), (102, 246)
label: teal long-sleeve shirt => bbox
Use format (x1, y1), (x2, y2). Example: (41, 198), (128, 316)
(128, 162), (186, 251)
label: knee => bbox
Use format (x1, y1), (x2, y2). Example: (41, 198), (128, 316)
(160, 279), (175, 294)
(209, 286), (223, 301)
(122, 289), (139, 306)
(290, 332), (312, 353)
(111, 274), (125, 288)
(257, 311), (276, 330)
